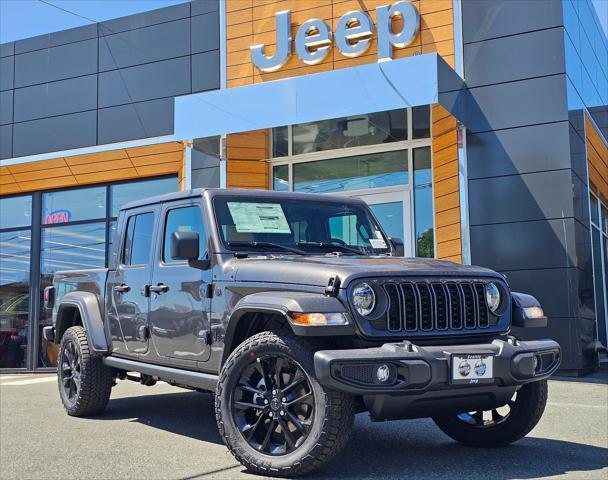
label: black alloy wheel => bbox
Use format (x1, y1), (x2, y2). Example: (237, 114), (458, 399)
(433, 380), (548, 447)
(57, 326), (113, 416)
(60, 338), (82, 406)
(231, 354), (315, 456)
(216, 331), (354, 477)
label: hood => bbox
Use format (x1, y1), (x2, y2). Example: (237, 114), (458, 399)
(226, 255), (503, 288)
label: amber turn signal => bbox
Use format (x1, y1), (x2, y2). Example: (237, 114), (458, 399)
(290, 312), (349, 326)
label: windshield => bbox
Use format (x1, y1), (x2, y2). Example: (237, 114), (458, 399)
(213, 196), (391, 255)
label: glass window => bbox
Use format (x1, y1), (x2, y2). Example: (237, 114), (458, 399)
(163, 206), (205, 263)
(214, 196), (390, 254)
(412, 105), (431, 139)
(592, 228), (607, 347)
(0, 195), (32, 229)
(602, 206), (607, 234)
(590, 194), (599, 226)
(42, 186), (106, 225)
(369, 202), (404, 240)
(0, 230), (31, 368)
(123, 213), (154, 266)
(272, 165), (289, 191)
(293, 150), (408, 194)
(272, 126), (289, 157)
(110, 177), (177, 217)
(41, 223), (107, 272)
(292, 109), (407, 155)
(413, 147), (434, 258)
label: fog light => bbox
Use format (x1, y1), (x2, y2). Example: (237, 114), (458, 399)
(376, 364), (391, 383)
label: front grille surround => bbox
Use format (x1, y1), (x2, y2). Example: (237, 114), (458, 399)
(347, 277), (510, 339)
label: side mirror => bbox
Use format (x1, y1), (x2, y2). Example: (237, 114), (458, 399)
(171, 231), (210, 269)
(389, 237), (405, 257)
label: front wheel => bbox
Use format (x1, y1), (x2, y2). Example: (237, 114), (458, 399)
(433, 380), (548, 447)
(58, 326), (113, 416)
(215, 331), (354, 477)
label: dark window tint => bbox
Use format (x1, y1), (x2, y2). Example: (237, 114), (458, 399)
(412, 105), (431, 139)
(272, 126), (288, 157)
(123, 213), (154, 265)
(163, 206), (205, 263)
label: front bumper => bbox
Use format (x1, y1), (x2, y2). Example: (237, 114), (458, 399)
(314, 337), (560, 420)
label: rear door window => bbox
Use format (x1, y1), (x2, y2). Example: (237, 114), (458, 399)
(122, 212), (155, 266)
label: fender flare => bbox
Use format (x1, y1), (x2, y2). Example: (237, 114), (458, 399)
(56, 292), (109, 353)
(222, 291), (355, 365)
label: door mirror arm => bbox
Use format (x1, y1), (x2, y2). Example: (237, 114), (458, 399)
(388, 236), (405, 257)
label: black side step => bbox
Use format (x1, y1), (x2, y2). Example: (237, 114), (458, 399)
(103, 356), (218, 392)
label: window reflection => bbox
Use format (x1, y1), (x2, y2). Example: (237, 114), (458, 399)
(110, 177), (177, 217)
(273, 165), (289, 191)
(43, 187), (106, 225)
(0, 195), (32, 229)
(293, 151), (408, 194)
(291, 109), (407, 155)
(41, 223), (107, 272)
(413, 147), (434, 258)
(0, 230), (31, 368)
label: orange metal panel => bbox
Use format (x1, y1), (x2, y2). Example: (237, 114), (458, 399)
(7, 158), (67, 175)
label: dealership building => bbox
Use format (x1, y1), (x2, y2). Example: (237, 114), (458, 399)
(0, 0), (606, 374)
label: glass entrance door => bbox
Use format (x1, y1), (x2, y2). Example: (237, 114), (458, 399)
(336, 187), (413, 257)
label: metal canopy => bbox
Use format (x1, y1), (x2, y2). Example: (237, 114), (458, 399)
(174, 53), (466, 139)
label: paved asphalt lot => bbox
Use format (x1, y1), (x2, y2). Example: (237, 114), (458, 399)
(1, 373), (607, 480)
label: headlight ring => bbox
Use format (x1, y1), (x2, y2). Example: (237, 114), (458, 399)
(485, 282), (501, 313)
(352, 282), (376, 316)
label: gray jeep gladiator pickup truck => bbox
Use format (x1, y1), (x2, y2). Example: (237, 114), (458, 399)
(43, 188), (561, 477)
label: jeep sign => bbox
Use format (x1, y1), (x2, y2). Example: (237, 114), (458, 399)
(250, 1), (420, 72)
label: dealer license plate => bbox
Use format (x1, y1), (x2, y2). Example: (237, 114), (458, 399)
(451, 354), (494, 384)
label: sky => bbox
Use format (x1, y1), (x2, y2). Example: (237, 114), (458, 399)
(0, 0), (607, 44)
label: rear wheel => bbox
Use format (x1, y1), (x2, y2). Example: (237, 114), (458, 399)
(432, 380), (548, 447)
(215, 331), (354, 477)
(58, 326), (113, 416)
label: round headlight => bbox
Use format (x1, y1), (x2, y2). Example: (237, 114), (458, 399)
(352, 282), (376, 316)
(485, 282), (501, 312)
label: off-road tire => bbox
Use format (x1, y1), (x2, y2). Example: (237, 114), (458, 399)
(433, 380), (548, 447)
(215, 331), (354, 477)
(58, 326), (113, 416)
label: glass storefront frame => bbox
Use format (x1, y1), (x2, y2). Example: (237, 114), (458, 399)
(590, 190), (608, 354)
(268, 107), (433, 258)
(0, 175), (177, 372)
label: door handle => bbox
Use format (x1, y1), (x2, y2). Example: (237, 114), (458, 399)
(148, 283), (169, 294)
(113, 283), (130, 294)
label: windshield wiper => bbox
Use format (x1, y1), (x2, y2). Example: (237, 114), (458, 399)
(227, 241), (307, 255)
(296, 241), (366, 256)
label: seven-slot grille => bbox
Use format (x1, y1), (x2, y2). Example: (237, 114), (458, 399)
(382, 281), (492, 333)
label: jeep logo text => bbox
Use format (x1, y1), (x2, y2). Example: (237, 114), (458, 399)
(250, 1), (420, 72)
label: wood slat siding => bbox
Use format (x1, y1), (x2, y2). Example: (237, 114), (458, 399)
(585, 115), (608, 204)
(0, 141), (186, 195)
(226, 130), (270, 189)
(226, 0), (454, 87)
(432, 104), (461, 263)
